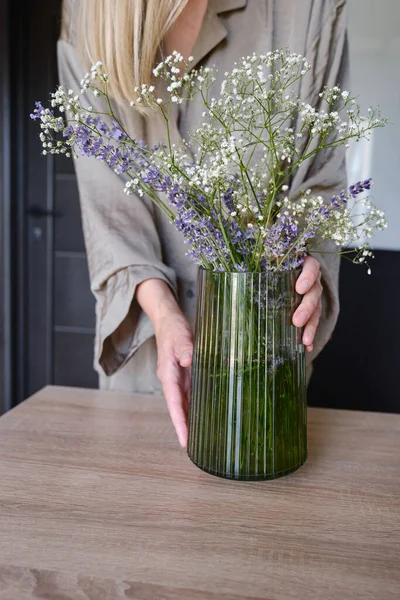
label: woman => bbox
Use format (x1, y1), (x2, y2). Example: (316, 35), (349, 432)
(58, 0), (348, 447)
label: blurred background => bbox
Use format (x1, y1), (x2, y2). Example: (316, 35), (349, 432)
(0, 0), (399, 414)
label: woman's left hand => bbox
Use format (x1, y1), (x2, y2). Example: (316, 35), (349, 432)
(292, 256), (323, 353)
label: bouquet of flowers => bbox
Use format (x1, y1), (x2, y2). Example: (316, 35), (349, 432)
(31, 49), (388, 480)
(31, 49), (387, 275)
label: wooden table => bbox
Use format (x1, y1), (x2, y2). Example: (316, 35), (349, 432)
(0, 386), (399, 600)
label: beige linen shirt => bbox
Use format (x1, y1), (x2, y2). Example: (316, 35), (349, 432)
(58, 0), (348, 393)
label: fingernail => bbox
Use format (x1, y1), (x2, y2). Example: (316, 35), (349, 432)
(178, 433), (187, 448)
(181, 351), (191, 359)
(298, 280), (310, 294)
(304, 332), (313, 344)
(298, 311), (309, 325)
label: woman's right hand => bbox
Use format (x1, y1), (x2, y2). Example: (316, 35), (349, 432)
(135, 279), (193, 448)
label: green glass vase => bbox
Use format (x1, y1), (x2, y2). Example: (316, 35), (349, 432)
(188, 268), (307, 480)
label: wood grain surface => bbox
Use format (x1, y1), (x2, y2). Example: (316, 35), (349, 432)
(0, 386), (399, 600)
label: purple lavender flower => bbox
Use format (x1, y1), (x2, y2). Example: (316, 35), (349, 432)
(331, 178), (372, 206)
(233, 263), (247, 272)
(110, 122), (127, 141)
(318, 206), (331, 219)
(349, 179), (372, 197)
(330, 190), (347, 207)
(30, 101), (47, 120)
(222, 187), (235, 212)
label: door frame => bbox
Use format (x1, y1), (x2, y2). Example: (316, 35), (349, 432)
(0, 0), (13, 413)
(0, 0), (29, 412)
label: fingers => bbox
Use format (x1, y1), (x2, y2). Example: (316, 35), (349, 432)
(303, 297), (322, 352)
(160, 360), (189, 448)
(179, 346), (193, 368)
(293, 277), (323, 327)
(155, 315), (193, 447)
(293, 275), (323, 328)
(295, 255), (320, 295)
(293, 257), (323, 350)
(172, 320), (193, 367)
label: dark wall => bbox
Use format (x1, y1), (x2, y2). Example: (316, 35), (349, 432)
(308, 250), (400, 413)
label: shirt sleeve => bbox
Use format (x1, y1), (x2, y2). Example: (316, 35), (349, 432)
(290, 0), (349, 363)
(57, 39), (177, 376)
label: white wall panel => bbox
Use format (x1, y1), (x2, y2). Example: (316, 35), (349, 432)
(347, 0), (400, 250)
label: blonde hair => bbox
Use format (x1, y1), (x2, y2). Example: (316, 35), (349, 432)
(66, 0), (189, 102)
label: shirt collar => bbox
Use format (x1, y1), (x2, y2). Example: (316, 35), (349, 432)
(190, 0), (247, 69)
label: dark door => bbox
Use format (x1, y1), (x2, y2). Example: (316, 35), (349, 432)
(22, 0), (97, 401)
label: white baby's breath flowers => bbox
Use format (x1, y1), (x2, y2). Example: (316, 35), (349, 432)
(31, 48), (388, 272)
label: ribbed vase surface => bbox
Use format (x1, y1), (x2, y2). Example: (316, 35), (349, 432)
(188, 269), (307, 480)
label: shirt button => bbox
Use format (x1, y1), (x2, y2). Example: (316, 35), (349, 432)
(186, 289), (194, 299)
